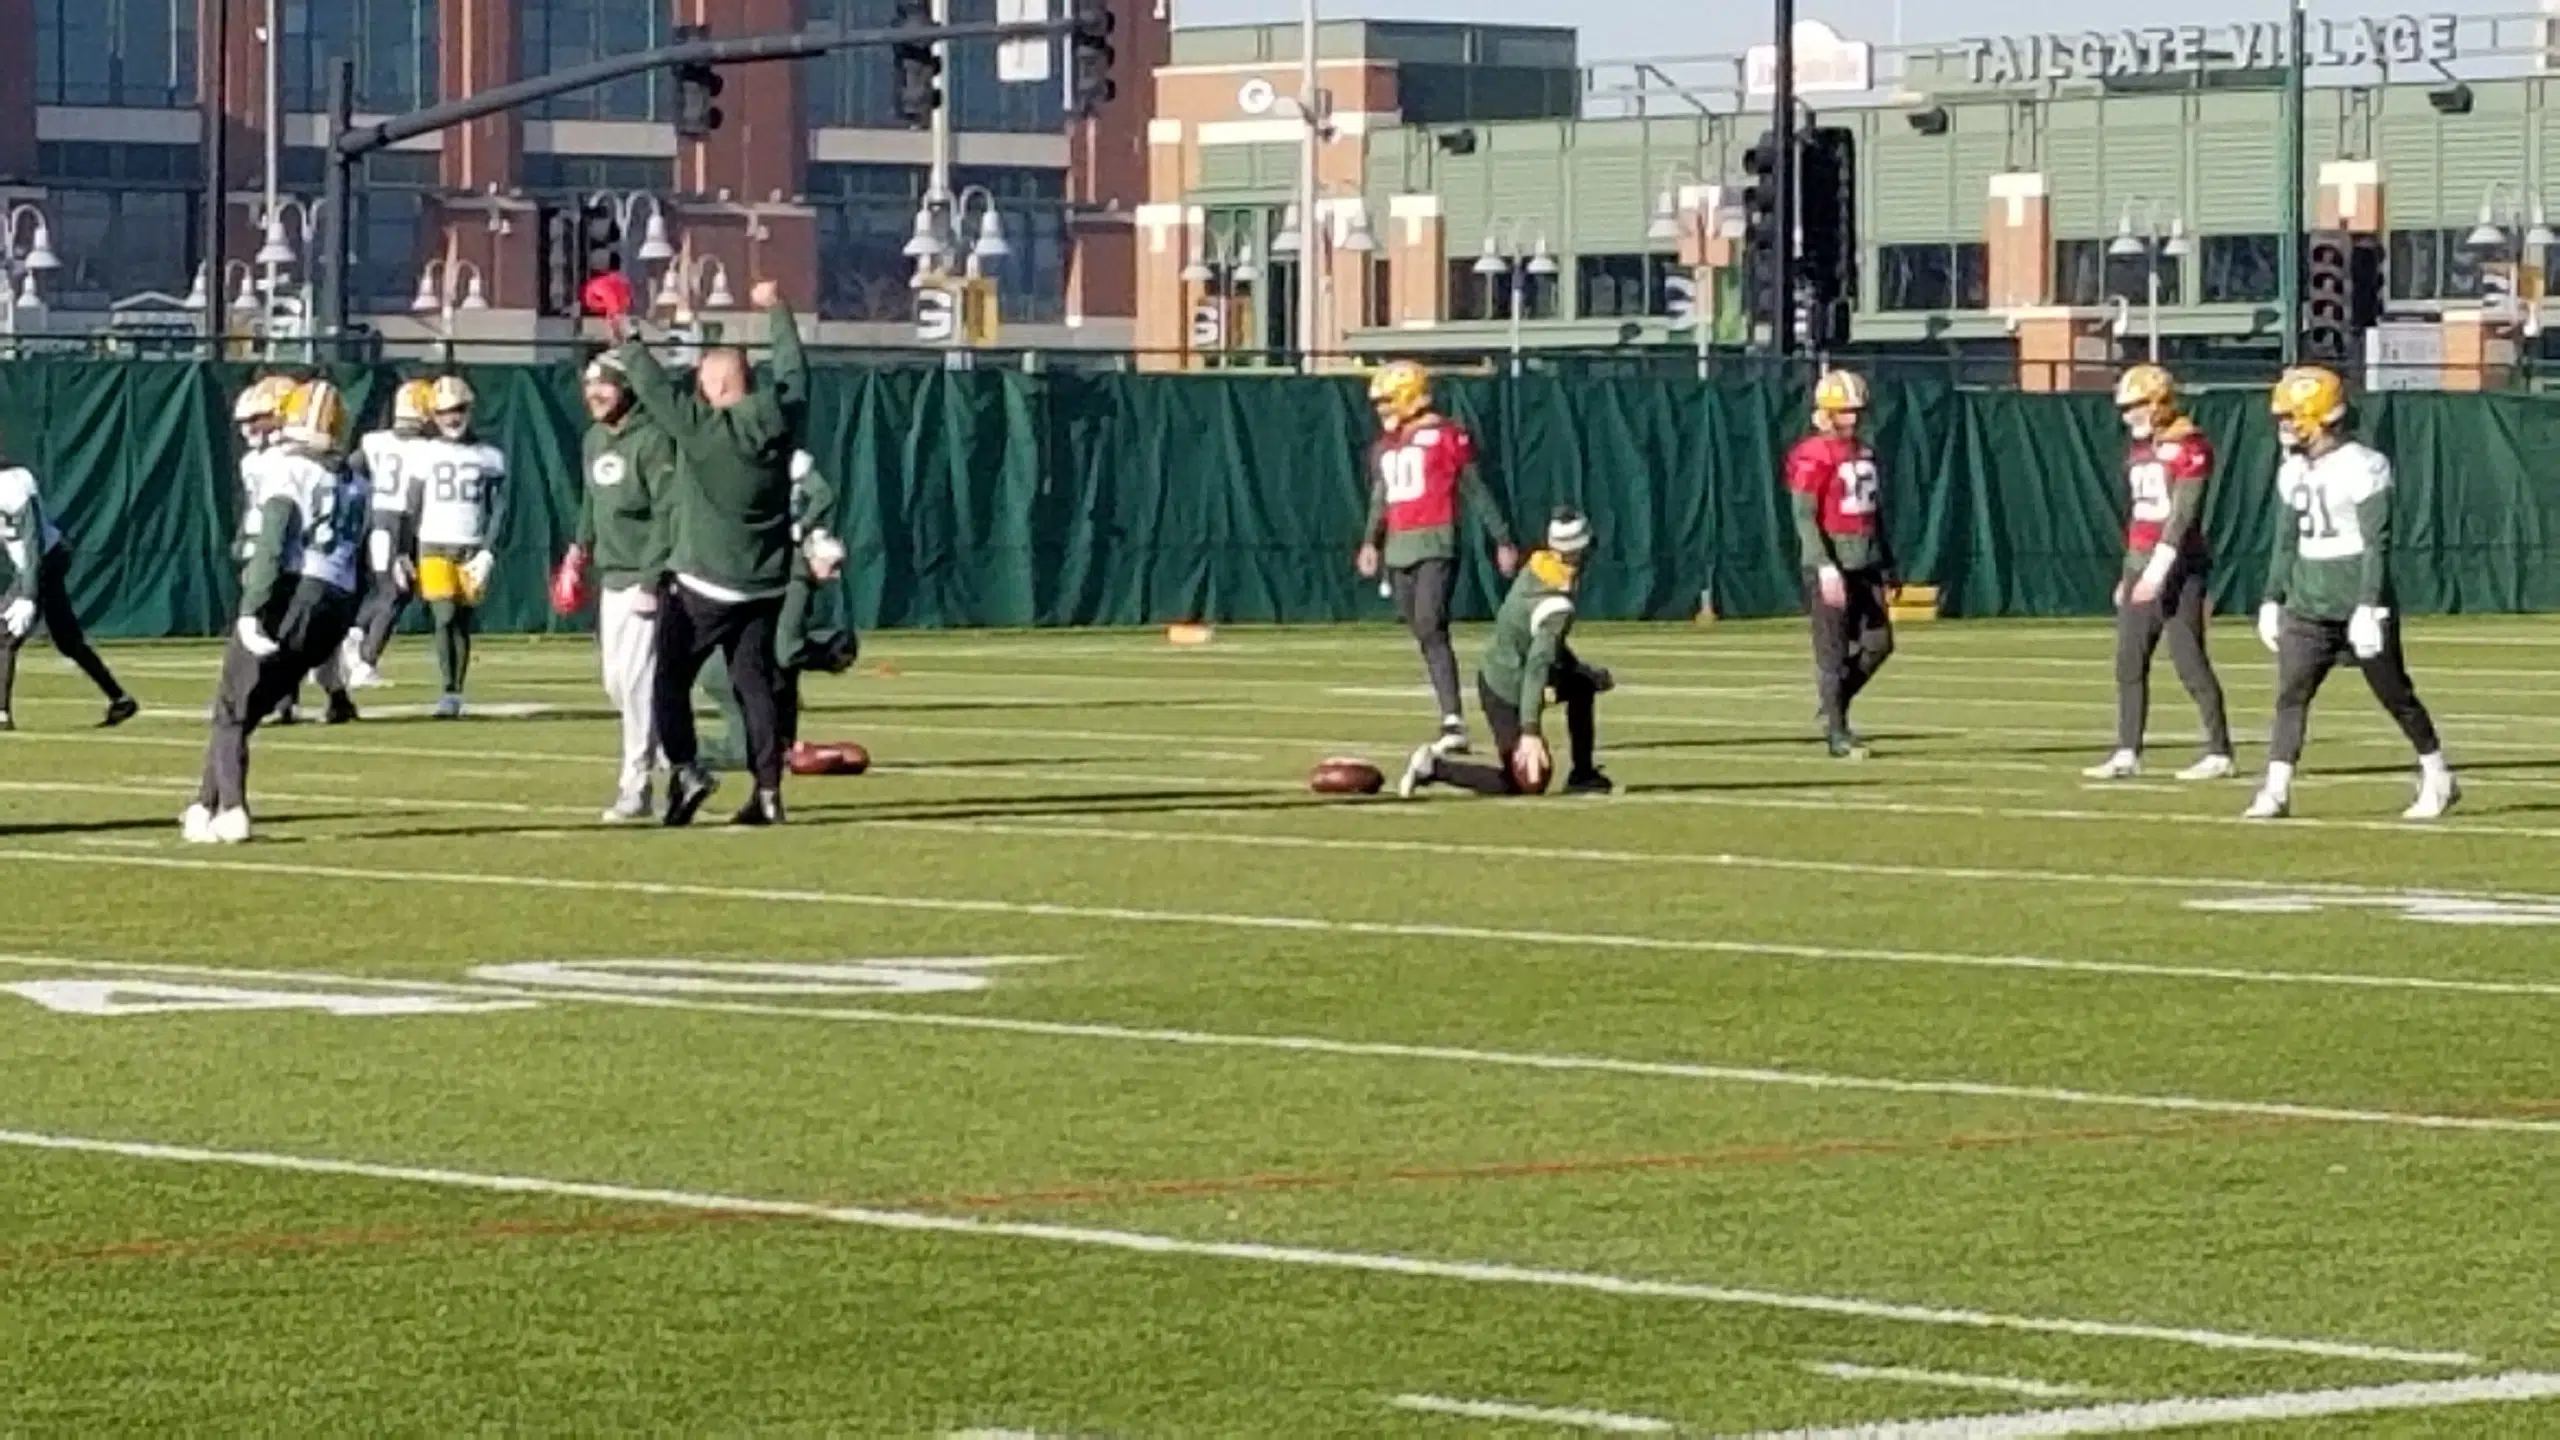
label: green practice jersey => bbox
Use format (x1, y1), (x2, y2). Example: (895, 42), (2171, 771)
(618, 301), (808, 599)
(1478, 551), (1580, 733)
(2265, 439), (2392, 622)
(577, 412), (677, 590)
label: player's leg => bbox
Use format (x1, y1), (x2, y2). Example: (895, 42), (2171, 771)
(0, 626), (20, 729)
(1405, 674), (1518, 797)
(695, 647), (749, 772)
(1840, 571), (1895, 705)
(33, 548), (135, 723)
(1552, 645), (1610, 794)
(597, 585), (658, 819)
(777, 666), (804, 751)
(2355, 619), (2457, 819)
(2087, 588), (2165, 778)
(1406, 558), (1467, 751)
(189, 639), (285, 841)
(719, 598), (789, 823)
(2249, 615), (2341, 819)
(2161, 568), (2234, 778)
(1804, 574), (1853, 748)
(651, 583), (722, 825)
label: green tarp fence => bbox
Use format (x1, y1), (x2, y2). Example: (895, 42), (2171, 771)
(7, 359), (2560, 638)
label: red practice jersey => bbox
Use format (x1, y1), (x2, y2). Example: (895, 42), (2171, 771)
(2125, 423), (2213, 556)
(1370, 415), (1478, 533)
(1783, 433), (1881, 538)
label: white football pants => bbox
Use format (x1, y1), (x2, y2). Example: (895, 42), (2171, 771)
(598, 584), (660, 800)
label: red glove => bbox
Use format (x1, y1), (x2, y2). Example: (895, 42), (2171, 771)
(581, 272), (635, 320)
(550, 546), (591, 617)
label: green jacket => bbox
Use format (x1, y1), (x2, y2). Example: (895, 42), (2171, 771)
(577, 412), (677, 591)
(619, 302), (809, 598)
(1478, 552), (1580, 734)
(790, 449), (841, 583)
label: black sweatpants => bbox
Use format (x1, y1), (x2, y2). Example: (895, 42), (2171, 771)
(1433, 646), (1603, 796)
(2269, 611), (2440, 767)
(653, 580), (786, 791)
(352, 517), (413, 666)
(0, 545), (126, 712)
(1390, 557), (1464, 727)
(194, 579), (357, 812)
(2114, 565), (2232, 756)
(1807, 567), (1894, 733)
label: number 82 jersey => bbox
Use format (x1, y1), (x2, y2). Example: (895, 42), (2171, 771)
(409, 437), (506, 549)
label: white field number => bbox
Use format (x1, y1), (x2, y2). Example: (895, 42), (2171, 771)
(2187, 894), (2560, 926)
(4, 980), (533, 1018)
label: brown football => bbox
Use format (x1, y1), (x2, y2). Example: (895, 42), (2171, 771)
(1309, 757), (1385, 795)
(1510, 750), (1553, 795)
(788, 740), (872, 776)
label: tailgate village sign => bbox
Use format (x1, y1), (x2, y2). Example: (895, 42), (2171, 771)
(1963, 14), (2462, 87)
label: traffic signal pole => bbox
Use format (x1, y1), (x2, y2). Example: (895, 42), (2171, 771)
(1771, 0), (1798, 359)
(315, 13), (1088, 348)
(2278, 0), (2307, 367)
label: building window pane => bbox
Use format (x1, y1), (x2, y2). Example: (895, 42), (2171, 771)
(1445, 259), (1494, 322)
(947, 0), (1065, 134)
(2058, 238), (2183, 306)
(36, 187), (197, 308)
(1878, 244), (1953, 311)
(285, 0), (437, 114)
(805, 0), (901, 128)
(952, 165), (1066, 324)
(1368, 255), (1392, 329)
(810, 162), (929, 322)
(1576, 253), (1653, 318)
(2201, 234), (2279, 303)
(34, 0), (196, 107)
(523, 0), (668, 120)
(1954, 241), (1989, 309)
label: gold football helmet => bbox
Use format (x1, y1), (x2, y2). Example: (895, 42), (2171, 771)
(233, 375), (297, 441)
(2269, 366), (2348, 451)
(393, 378), (437, 434)
(2113, 364), (2179, 440)
(280, 380), (350, 455)
(428, 374), (476, 439)
(1812, 369), (1868, 435)
(1367, 361), (1431, 427)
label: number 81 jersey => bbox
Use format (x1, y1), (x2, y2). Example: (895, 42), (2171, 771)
(409, 436), (506, 548)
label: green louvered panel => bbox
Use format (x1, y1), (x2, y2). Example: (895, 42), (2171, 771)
(2434, 116), (2529, 219)
(2045, 128), (2103, 235)
(1249, 142), (1300, 190)
(1194, 146), (1255, 192)
(1950, 128), (2010, 233)
(2194, 126), (2278, 233)
(1363, 139), (1412, 199)
(1567, 148), (1648, 252)
(2377, 113), (2443, 226)
(1438, 154), (1492, 249)
(1486, 154), (1563, 236)
(1869, 138), (1958, 242)
(2098, 127), (2185, 221)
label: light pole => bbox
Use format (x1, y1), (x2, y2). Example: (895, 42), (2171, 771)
(184, 260), (267, 339)
(253, 195), (324, 357)
(2465, 181), (2557, 335)
(654, 251), (737, 322)
(1474, 218), (1557, 376)
(1270, 191), (1375, 362)
(0, 203), (60, 353)
(904, 184), (1012, 358)
(2108, 198), (2190, 363)
(1179, 218), (1260, 364)
(1296, 0), (1319, 371)
(410, 258), (489, 362)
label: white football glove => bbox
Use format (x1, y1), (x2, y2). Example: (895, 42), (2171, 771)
(2257, 601), (2283, 654)
(462, 549), (496, 592)
(1, 596), (33, 638)
(803, 530), (847, 579)
(235, 616), (281, 658)
(2348, 605), (2388, 661)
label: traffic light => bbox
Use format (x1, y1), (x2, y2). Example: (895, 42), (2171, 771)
(2302, 230), (2353, 366)
(581, 201), (623, 279)
(672, 24), (725, 138)
(1796, 127), (1857, 349)
(2349, 232), (2387, 329)
(538, 205), (580, 319)
(1070, 0), (1117, 115)
(893, 0), (943, 129)
(1740, 132), (1783, 344)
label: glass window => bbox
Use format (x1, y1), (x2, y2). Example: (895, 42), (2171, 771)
(34, 0), (196, 107)
(38, 188), (196, 308)
(1576, 254), (1651, 318)
(283, 0), (438, 113)
(1877, 242), (1992, 312)
(522, 155), (679, 198)
(1446, 258), (1555, 322)
(2056, 238), (2184, 306)
(947, 0), (1065, 134)
(2389, 227), (2492, 302)
(1368, 255), (1392, 329)
(809, 163), (931, 323)
(805, 0), (1061, 133)
(2200, 234), (2279, 304)
(522, 0), (669, 120)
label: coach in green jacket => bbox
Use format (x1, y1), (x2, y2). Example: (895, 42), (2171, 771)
(613, 280), (825, 828)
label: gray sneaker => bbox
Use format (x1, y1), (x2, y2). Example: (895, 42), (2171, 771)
(600, 791), (652, 823)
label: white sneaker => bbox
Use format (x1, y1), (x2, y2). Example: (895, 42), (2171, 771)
(2176, 753), (2236, 782)
(346, 660), (385, 690)
(210, 807), (251, 844)
(2243, 788), (2290, 821)
(2081, 750), (2141, 781)
(2403, 775), (2461, 822)
(181, 803), (215, 844)
(1430, 726), (1471, 758)
(1397, 744), (1437, 800)
(600, 792), (651, 823)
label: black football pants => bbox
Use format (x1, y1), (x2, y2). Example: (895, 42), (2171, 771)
(195, 579), (356, 812)
(2113, 565), (2231, 756)
(1390, 558), (1464, 727)
(0, 545), (127, 713)
(1806, 567), (1894, 733)
(1434, 645), (1602, 796)
(653, 581), (786, 792)
(2269, 612), (2439, 767)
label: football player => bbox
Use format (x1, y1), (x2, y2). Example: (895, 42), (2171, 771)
(2083, 364), (2235, 782)
(2247, 366), (2457, 821)
(1397, 507), (1611, 799)
(1355, 361), (1518, 756)
(183, 380), (368, 843)
(0, 440), (138, 731)
(341, 378), (435, 690)
(564, 354), (677, 821)
(408, 375), (508, 719)
(229, 375), (353, 725)
(1786, 369), (1894, 759)
(777, 447), (853, 750)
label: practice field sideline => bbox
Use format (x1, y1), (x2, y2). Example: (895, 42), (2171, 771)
(2, 617), (2556, 1436)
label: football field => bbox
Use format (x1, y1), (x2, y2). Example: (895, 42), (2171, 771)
(5, 617), (2560, 1436)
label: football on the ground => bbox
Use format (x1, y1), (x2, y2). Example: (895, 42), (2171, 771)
(1309, 757), (1384, 795)
(788, 740), (871, 776)
(1510, 749), (1554, 795)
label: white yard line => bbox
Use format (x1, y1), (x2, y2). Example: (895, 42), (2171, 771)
(1388, 1394), (1674, 1431)
(1806, 1362), (2093, 1399)
(1730, 1371), (2560, 1437)
(2, 950), (2556, 1143)
(0, 1124), (2480, 1368)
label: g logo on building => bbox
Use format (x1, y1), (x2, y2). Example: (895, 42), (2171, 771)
(592, 453), (628, 487)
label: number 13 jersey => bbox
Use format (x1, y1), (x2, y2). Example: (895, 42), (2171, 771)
(409, 437), (507, 549)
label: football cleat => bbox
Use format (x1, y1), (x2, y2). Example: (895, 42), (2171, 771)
(1564, 767), (1615, 796)
(100, 696), (139, 728)
(324, 692), (360, 726)
(732, 788), (787, 827)
(210, 807), (251, 844)
(663, 765), (719, 828)
(2177, 753), (2236, 782)
(432, 693), (464, 720)
(2403, 775), (2461, 822)
(2082, 750), (2142, 781)
(1826, 730), (1869, 761)
(181, 804), (215, 844)
(601, 791), (652, 824)
(1431, 721), (1470, 758)
(0, 711), (14, 732)
(2242, 788), (2290, 821)
(345, 659), (386, 690)
(1397, 744), (1437, 799)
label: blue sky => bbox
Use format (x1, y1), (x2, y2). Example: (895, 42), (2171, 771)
(1170, 0), (2534, 67)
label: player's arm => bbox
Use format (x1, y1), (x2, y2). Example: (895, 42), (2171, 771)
(2354, 455), (2393, 606)
(617, 340), (709, 440)
(2139, 446), (2208, 589)
(2262, 481), (2298, 608)
(765, 295), (809, 422)
(1517, 597), (1575, 733)
(1458, 464), (1514, 553)
(1361, 459), (1388, 549)
(572, 449), (598, 554)
(479, 450), (510, 550)
(0, 479), (41, 605)
(237, 494), (297, 618)
(1790, 489), (1834, 571)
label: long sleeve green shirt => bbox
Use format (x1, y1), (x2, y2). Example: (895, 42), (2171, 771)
(577, 413), (677, 591)
(618, 302), (809, 598)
